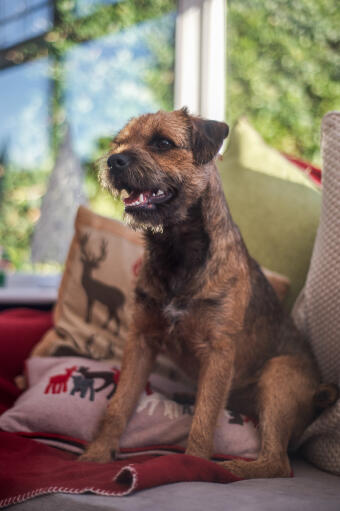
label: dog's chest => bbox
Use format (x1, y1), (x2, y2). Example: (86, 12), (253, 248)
(162, 300), (187, 325)
(161, 298), (204, 351)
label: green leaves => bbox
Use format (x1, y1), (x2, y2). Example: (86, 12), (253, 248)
(228, 0), (340, 165)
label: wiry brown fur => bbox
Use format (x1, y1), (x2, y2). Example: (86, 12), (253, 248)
(80, 108), (321, 479)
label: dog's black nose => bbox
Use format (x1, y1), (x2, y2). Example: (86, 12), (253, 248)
(107, 153), (130, 171)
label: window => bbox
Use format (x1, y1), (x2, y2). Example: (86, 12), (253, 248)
(0, 0), (176, 268)
(64, 13), (175, 162)
(0, 0), (53, 49)
(73, 0), (121, 18)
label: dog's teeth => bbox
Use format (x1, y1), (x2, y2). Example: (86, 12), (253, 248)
(139, 193), (144, 202)
(156, 190), (164, 196)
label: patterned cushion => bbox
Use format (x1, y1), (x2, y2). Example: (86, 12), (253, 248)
(31, 206), (143, 362)
(0, 357), (260, 459)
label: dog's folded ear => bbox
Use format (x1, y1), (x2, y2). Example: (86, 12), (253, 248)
(182, 109), (229, 165)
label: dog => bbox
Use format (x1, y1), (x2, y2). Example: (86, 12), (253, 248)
(79, 108), (323, 478)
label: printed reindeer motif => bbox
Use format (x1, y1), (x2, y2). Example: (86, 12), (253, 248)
(79, 233), (126, 333)
(44, 366), (77, 394)
(53, 326), (115, 360)
(77, 366), (119, 399)
(70, 373), (96, 401)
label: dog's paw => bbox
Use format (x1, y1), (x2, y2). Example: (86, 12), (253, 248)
(219, 457), (291, 479)
(78, 443), (117, 463)
(185, 443), (211, 460)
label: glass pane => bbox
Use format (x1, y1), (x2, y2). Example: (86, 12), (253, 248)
(1, 17), (26, 49)
(0, 2), (176, 270)
(227, 0), (339, 166)
(24, 5), (53, 40)
(0, 3), (53, 49)
(0, 58), (52, 269)
(65, 12), (175, 162)
(0, 59), (50, 169)
(1, 0), (26, 19)
(74, 0), (122, 18)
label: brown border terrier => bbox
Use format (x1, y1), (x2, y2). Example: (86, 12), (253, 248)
(80, 108), (335, 479)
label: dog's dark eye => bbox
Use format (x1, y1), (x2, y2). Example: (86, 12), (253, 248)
(151, 138), (175, 151)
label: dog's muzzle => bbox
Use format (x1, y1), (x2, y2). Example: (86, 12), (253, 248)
(106, 152), (174, 212)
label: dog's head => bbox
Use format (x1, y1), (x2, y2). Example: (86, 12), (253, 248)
(99, 108), (229, 230)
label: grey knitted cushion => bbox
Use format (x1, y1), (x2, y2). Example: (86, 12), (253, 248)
(293, 111), (340, 475)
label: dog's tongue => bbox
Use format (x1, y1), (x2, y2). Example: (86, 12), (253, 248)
(124, 190), (152, 206)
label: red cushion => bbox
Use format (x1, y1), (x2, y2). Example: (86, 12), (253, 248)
(0, 377), (21, 415)
(283, 154), (322, 185)
(0, 308), (53, 381)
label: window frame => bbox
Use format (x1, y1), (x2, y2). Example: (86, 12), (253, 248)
(175, 0), (226, 122)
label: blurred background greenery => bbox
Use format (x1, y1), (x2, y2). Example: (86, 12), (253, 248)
(0, 0), (339, 270)
(227, 0), (340, 166)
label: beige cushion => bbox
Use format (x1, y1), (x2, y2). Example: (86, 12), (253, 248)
(293, 111), (340, 475)
(31, 205), (143, 362)
(0, 356), (260, 459)
(31, 206), (194, 386)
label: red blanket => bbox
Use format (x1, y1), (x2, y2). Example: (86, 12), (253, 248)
(0, 309), (241, 508)
(0, 431), (240, 507)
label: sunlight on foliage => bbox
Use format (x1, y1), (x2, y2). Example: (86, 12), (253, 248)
(228, 0), (340, 166)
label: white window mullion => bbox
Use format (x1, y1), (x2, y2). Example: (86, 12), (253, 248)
(174, 0), (202, 115)
(200, 0), (226, 121)
(175, 0), (226, 122)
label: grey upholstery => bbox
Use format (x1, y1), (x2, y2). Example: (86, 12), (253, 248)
(10, 457), (340, 510)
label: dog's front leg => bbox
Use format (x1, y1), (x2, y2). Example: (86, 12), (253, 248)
(186, 343), (235, 459)
(79, 333), (156, 463)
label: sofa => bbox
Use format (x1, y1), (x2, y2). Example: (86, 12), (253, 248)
(1, 112), (340, 509)
(7, 456), (340, 511)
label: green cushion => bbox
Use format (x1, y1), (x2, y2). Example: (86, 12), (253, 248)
(218, 118), (321, 311)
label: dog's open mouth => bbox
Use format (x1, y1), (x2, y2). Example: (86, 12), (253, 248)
(122, 189), (173, 211)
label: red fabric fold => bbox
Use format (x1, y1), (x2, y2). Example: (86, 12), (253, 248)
(0, 308), (53, 381)
(115, 453), (241, 495)
(0, 309), (242, 507)
(0, 377), (21, 415)
(0, 432), (241, 507)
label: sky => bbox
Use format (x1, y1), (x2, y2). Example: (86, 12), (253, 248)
(0, 3), (175, 170)
(0, 58), (51, 168)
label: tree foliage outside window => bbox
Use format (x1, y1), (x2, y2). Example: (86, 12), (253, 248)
(228, 0), (340, 166)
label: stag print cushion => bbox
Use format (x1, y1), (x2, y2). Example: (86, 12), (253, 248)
(32, 206), (143, 362)
(31, 206), (201, 387)
(0, 357), (260, 459)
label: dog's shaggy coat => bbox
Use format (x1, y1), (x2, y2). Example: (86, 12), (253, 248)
(80, 109), (321, 479)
